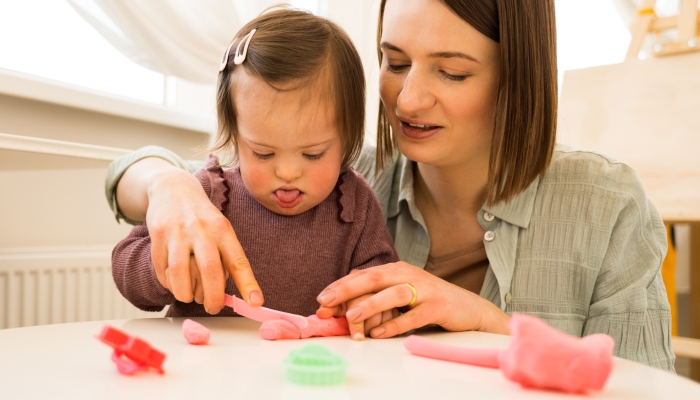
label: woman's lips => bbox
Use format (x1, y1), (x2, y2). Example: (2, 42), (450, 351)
(399, 120), (441, 140)
(273, 189), (303, 208)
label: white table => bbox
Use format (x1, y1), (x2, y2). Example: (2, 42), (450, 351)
(1, 317), (699, 399)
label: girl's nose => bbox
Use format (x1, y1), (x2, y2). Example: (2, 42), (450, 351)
(397, 69), (436, 115)
(275, 161), (302, 182)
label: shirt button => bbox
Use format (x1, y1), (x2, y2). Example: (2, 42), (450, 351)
(505, 293), (512, 304)
(484, 231), (495, 242)
(483, 212), (495, 222)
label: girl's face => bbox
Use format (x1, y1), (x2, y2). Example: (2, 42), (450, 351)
(233, 67), (342, 216)
(379, 0), (500, 168)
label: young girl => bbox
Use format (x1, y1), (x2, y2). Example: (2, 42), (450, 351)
(112, 8), (399, 329)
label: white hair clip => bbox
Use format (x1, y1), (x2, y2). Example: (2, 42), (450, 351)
(219, 29), (257, 72)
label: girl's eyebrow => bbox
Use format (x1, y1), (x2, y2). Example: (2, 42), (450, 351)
(245, 138), (334, 149)
(245, 139), (274, 149)
(380, 41), (479, 63)
(300, 138), (334, 149)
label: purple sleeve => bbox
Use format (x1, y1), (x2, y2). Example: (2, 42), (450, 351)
(350, 183), (399, 271)
(111, 225), (174, 312)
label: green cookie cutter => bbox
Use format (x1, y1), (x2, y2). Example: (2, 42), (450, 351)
(284, 344), (348, 385)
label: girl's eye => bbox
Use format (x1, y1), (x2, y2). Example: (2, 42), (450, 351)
(387, 64), (409, 73)
(303, 152), (326, 161)
(252, 151), (273, 160)
(441, 71), (469, 82)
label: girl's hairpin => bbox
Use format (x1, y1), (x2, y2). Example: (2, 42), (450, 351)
(219, 28), (257, 72)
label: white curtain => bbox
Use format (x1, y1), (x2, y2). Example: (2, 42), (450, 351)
(66, 0), (281, 84)
(69, 0), (675, 86)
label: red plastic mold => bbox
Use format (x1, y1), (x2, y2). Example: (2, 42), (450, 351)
(97, 325), (166, 375)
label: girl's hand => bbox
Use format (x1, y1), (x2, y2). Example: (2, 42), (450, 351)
(118, 158), (264, 314)
(316, 262), (510, 338)
(316, 293), (399, 340)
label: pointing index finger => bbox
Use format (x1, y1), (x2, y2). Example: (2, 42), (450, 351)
(218, 226), (264, 306)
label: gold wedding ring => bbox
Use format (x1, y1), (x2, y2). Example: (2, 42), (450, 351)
(405, 283), (417, 308)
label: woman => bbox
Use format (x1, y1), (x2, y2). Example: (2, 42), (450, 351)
(106, 0), (674, 370)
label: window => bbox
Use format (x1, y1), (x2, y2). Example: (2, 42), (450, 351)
(555, 0), (631, 85)
(290, 0), (327, 16)
(555, 0), (684, 85)
(0, 0), (165, 104)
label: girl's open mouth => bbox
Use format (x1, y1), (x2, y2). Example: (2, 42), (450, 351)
(273, 189), (303, 208)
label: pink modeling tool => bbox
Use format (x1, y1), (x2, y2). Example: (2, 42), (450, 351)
(404, 314), (615, 394)
(224, 294), (309, 329)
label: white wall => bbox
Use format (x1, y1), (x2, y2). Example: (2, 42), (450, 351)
(0, 91), (208, 250)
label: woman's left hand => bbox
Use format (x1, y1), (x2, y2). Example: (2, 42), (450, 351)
(316, 261), (511, 338)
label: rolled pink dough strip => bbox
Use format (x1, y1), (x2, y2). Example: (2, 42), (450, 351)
(260, 315), (350, 340)
(404, 313), (615, 394)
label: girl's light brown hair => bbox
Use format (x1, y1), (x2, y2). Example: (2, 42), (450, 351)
(376, 0), (558, 205)
(214, 7), (365, 170)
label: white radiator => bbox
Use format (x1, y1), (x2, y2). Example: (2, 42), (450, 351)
(0, 246), (165, 329)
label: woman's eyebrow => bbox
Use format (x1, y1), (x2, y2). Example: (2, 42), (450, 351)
(380, 42), (404, 53)
(380, 42), (479, 63)
(428, 51), (479, 63)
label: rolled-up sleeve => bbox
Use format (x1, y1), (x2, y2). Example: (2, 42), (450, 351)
(104, 145), (204, 225)
(583, 169), (674, 371)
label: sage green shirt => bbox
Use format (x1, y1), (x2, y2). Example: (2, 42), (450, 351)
(105, 143), (674, 371)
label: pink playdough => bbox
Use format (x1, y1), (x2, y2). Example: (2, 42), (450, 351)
(182, 319), (211, 345)
(260, 315), (350, 340)
(224, 294), (308, 329)
(404, 313), (615, 394)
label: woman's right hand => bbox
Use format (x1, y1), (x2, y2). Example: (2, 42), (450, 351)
(316, 261), (510, 338)
(116, 158), (264, 314)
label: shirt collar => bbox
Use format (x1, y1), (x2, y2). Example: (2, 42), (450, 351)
(482, 176), (540, 229)
(388, 155), (415, 219)
(388, 154), (541, 229)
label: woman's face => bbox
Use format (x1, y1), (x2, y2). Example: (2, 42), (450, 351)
(379, 0), (500, 168)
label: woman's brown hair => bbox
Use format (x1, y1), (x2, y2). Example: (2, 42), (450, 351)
(376, 0), (558, 205)
(214, 7), (365, 170)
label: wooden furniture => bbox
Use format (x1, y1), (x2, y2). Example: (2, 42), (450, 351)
(1, 317), (699, 399)
(562, 0), (700, 379)
(673, 336), (700, 360)
(626, 0), (700, 59)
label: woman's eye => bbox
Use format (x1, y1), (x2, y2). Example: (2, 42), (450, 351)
(441, 71), (468, 82)
(303, 152), (326, 161)
(387, 64), (409, 73)
(252, 151), (273, 160)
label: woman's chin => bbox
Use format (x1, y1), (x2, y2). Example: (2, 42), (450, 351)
(396, 139), (451, 167)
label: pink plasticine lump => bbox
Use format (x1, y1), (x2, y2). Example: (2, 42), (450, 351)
(499, 313), (615, 393)
(404, 313), (615, 394)
(182, 319), (211, 345)
(260, 315), (350, 340)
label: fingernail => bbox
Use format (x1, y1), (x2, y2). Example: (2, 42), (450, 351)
(317, 290), (336, 304)
(208, 307), (222, 315)
(353, 332), (365, 341)
(249, 290), (263, 305)
(371, 327), (385, 337)
(346, 307), (361, 321)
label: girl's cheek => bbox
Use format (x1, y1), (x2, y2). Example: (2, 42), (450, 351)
(308, 158), (342, 194)
(239, 160), (271, 191)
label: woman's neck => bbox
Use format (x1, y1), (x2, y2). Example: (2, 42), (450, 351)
(413, 158), (489, 218)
